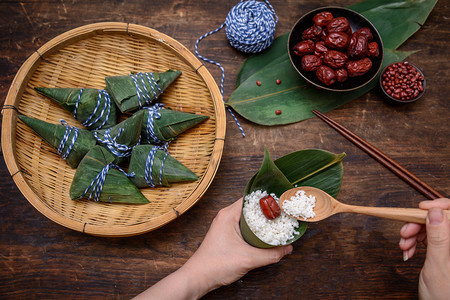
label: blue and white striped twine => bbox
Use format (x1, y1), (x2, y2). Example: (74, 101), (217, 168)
(144, 143), (169, 187)
(81, 163), (135, 202)
(130, 72), (163, 109)
(144, 103), (165, 144)
(73, 88), (112, 130)
(94, 128), (141, 158)
(57, 119), (79, 160)
(194, 0), (278, 137)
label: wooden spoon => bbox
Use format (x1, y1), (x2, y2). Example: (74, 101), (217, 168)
(279, 186), (450, 224)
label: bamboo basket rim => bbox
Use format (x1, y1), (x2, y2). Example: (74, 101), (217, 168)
(1, 22), (226, 237)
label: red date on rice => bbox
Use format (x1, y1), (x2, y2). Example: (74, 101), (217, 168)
(260, 195), (281, 220)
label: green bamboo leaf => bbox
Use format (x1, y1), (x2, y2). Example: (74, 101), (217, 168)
(274, 149), (346, 198)
(229, 49), (414, 125)
(128, 144), (198, 188)
(240, 148), (304, 248)
(235, 34), (289, 87)
(137, 107), (209, 144)
(18, 115), (96, 169)
(34, 87), (117, 130)
(70, 146), (149, 204)
(105, 70), (181, 113)
(348, 0), (438, 49)
(240, 148), (345, 248)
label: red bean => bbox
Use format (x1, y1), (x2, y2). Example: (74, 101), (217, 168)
(381, 61), (424, 101)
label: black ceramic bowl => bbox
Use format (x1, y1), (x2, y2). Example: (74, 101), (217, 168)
(288, 7), (384, 91)
(379, 61), (426, 104)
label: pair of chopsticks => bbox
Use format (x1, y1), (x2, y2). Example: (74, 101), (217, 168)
(312, 109), (444, 200)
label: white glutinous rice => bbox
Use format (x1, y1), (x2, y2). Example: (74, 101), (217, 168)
(243, 190), (299, 246)
(282, 190), (316, 220)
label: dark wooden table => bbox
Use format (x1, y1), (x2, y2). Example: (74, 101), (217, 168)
(1, 0), (449, 298)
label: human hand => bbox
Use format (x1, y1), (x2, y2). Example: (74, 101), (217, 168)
(136, 198), (292, 300)
(182, 198), (293, 296)
(399, 198), (450, 300)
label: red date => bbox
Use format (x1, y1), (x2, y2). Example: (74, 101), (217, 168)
(314, 41), (328, 58)
(316, 65), (337, 85)
(347, 32), (369, 59)
(336, 68), (348, 82)
(323, 50), (348, 69)
(301, 54), (322, 71)
(293, 40), (315, 57)
(326, 17), (350, 33)
(325, 32), (350, 50)
(260, 195), (281, 220)
(367, 42), (379, 57)
(355, 27), (373, 42)
(346, 58), (372, 77)
(302, 25), (322, 41)
(313, 11), (334, 27)
(294, 13), (378, 86)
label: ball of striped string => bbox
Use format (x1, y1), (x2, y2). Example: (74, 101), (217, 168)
(195, 0), (278, 137)
(225, 0), (278, 53)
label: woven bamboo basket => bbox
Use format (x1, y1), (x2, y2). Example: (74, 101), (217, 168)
(1, 22), (226, 237)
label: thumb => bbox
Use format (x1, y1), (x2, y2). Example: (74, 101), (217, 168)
(425, 207), (450, 263)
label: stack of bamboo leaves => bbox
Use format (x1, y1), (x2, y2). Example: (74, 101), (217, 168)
(20, 69), (209, 204)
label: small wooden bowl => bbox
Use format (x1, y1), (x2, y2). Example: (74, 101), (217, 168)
(1, 23), (226, 237)
(288, 6), (384, 91)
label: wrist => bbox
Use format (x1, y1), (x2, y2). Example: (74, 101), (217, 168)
(179, 259), (219, 299)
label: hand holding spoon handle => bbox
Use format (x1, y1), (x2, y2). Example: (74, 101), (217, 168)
(336, 203), (450, 224)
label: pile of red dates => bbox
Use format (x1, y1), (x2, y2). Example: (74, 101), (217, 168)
(293, 11), (380, 86)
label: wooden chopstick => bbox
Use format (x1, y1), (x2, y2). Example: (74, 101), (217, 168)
(312, 109), (444, 200)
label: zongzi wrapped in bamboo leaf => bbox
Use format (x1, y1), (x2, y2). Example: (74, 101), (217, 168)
(70, 146), (149, 204)
(34, 87), (117, 130)
(128, 144), (198, 188)
(18, 115), (96, 168)
(105, 69), (181, 113)
(138, 104), (209, 144)
(94, 110), (144, 163)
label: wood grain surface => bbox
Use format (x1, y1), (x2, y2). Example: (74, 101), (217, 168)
(1, 0), (449, 298)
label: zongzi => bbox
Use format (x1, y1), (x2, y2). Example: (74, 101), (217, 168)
(34, 87), (117, 130)
(105, 70), (181, 113)
(138, 104), (209, 144)
(94, 110), (144, 163)
(70, 146), (149, 204)
(18, 115), (96, 168)
(128, 144), (198, 188)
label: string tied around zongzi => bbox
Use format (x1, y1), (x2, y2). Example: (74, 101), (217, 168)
(73, 88), (112, 130)
(82, 162), (135, 202)
(130, 72), (163, 109)
(143, 103), (165, 144)
(94, 127), (141, 158)
(145, 142), (170, 187)
(57, 119), (79, 159)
